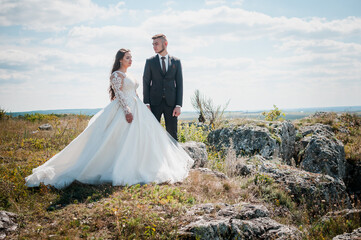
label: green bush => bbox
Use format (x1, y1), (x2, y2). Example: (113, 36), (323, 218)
(178, 122), (209, 143)
(23, 113), (59, 122)
(262, 105), (285, 121)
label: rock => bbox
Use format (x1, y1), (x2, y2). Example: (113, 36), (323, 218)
(299, 123), (334, 138)
(333, 227), (361, 239)
(191, 168), (228, 179)
(232, 124), (278, 158)
(184, 202), (269, 219)
(0, 211), (17, 240)
(234, 163), (253, 176)
(227, 155), (265, 177)
(207, 127), (233, 152)
(278, 121), (296, 166)
(321, 209), (361, 223)
(181, 141), (208, 168)
(38, 123), (53, 130)
(178, 203), (302, 239)
(299, 124), (346, 181)
(232, 217), (301, 240)
(259, 162), (351, 209)
(207, 121), (296, 164)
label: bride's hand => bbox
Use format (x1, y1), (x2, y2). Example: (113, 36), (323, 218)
(125, 113), (133, 123)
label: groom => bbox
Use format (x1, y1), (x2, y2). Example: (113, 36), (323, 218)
(143, 34), (183, 141)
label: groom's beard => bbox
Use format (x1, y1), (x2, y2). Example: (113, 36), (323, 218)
(157, 45), (165, 54)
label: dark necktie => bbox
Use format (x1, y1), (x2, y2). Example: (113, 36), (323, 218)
(161, 56), (166, 74)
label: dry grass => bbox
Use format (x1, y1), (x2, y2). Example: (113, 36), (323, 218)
(1, 112), (361, 239)
(1, 115), (256, 238)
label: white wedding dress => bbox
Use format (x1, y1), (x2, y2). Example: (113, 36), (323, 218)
(25, 71), (194, 189)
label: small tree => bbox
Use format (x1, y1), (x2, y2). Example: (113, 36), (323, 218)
(191, 89), (229, 129)
(262, 105), (285, 121)
(0, 107), (8, 120)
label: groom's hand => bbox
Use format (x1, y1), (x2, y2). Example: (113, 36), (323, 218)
(173, 106), (181, 117)
(146, 105), (151, 111)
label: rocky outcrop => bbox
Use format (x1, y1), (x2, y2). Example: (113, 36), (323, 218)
(207, 121), (296, 164)
(260, 161), (351, 209)
(181, 141), (208, 168)
(298, 124), (346, 181)
(230, 156), (351, 210)
(333, 227), (361, 239)
(278, 121), (296, 166)
(178, 203), (302, 239)
(0, 211), (17, 240)
(208, 121), (348, 183)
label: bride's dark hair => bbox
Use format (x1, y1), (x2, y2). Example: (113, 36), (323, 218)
(109, 48), (130, 100)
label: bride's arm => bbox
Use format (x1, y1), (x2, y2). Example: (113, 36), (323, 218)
(110, 72), (132, 115)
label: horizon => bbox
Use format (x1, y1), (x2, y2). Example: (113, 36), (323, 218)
(6, 104), (361, 115)
(1, 0), (361, 112)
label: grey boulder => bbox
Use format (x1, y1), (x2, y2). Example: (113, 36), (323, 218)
(178, 202), (302, 239)
(207, 121), (296, 164)
(333, 227), (361, 239)
(298, 124), (346, 181)
(260, 161), (351, 209)
(181, 141), (208, 168)
(0, 211), (17, 240)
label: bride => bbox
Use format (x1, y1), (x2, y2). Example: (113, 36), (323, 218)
(25, 49), (194, 189)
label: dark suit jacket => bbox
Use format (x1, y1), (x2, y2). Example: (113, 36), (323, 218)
(143, 55), (183, 107)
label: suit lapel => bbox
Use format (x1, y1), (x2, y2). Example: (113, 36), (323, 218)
(168, 55), (172, 70)
(165, 55), (173, 77)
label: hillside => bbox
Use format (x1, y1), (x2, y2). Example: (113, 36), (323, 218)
(0, 111), (361, 239)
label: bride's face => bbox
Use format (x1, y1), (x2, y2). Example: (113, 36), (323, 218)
(120, 52), (132, 68)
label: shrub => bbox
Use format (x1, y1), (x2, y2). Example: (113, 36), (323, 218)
(262, 105), (285, 121)
(0, 107), (8, 120)
(191, 89), (229, 129)
(178, 122), (209, 143)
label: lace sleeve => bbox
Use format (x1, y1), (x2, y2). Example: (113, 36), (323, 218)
(110, 72), (131, 115)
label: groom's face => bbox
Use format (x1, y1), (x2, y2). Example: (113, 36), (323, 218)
(152, 38), (166, 54)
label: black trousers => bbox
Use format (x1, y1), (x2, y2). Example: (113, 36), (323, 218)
(150, 99), (178, 141)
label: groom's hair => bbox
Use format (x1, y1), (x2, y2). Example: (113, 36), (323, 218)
(152, 33), (167, 43)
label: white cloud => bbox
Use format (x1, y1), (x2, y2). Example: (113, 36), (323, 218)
(232, 0), (244, 6)
(142, 6), (361, 42)
(0, 0), (124, 31)
(205, 0), (226, 6)
(278, 39), (361, 56)
(0, 3), (360, 112)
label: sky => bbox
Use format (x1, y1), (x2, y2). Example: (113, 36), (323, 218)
(0, 0), (361, 112)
